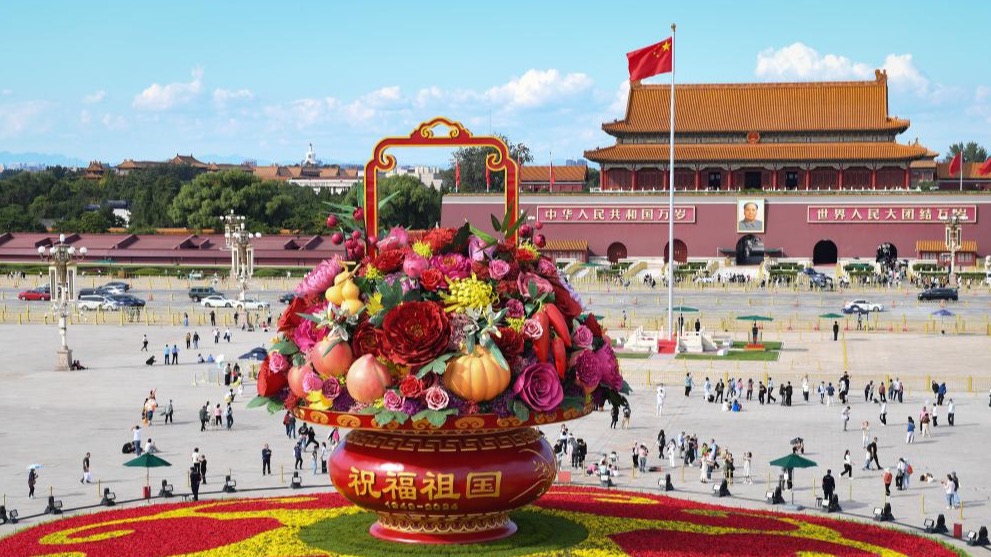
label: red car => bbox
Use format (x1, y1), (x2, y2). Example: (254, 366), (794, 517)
(18, 286), (51, 301)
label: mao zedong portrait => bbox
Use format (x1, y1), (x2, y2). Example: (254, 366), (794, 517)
(738, 201), (763, 232)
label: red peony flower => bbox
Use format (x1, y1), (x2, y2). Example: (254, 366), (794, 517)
(493, 326), (524, 356)
(398, 374), (424, 398)
(373, 248), (405, 274)
(278, 296), (308, 332)
(256, 358), (287, 397)
(350, 319), (380, 358)
(583, 313), (603, 337)
(549, 276), (583, 319)
(514, 246), (538, 263)
(495, 279), (517, 297)
(470, 260), (490, 280)
(422, 227), (456, 253)
(380, 301), (452, 370)
(419, 268), (446, 291)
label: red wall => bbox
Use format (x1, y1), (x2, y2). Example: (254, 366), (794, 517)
(442, 194), (990, 260)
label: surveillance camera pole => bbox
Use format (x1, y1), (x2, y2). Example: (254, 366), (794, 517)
(38, 234), (87, 370)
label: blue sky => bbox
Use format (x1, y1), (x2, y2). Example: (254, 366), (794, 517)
(1, 1), (989, 167)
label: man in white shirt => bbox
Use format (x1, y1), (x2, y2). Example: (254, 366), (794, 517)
(655, 384), (666, 415)
(132, 426), (142, 455)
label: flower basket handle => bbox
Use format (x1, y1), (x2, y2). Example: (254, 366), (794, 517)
(363, 117), (520, 256)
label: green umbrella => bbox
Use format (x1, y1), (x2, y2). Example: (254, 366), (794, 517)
(124, 453), (172, 489)
(818, 313), (844, 319)
(670, 306), (699, 313)
(769, 453), (817, 506)
(736, 314), (774, 322)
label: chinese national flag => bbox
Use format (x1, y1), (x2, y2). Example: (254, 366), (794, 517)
(978, 158), (991, 176)
(455, 161), (461, 191)
(549, 162), (555, 191)
(485, 166), (491, 192)
(627, 37), (673, 81)
(948, 152), (962, 176)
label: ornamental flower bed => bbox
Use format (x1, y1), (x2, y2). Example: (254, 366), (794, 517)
(0, 487), (963, 556)
(251, 209), (629, 428)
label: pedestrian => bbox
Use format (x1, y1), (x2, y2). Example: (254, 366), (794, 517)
(947, 399), (955, 426)
(832, 321), (840, 341)
(906, 416), (915, 443)
(944, 474), (957, 509)
(694, 317), (701, 332)
(822, 469), (836, 503)
(743, 452), (753, 484)
(233, 311), (240, 327)
(310, 444), (319, 475)
(826, 383), (835, 406)
(883, 468), (893, 496)
(28, 468), (37, 498)
(861, 421), (870, 449)
(321, 442), (330, 474)
(224, 328), (232, 343)
(163, 399), (174, 424)
(879, 400), (887, 425)
(931, 405), (939, 427)
(132, 425), (143, 455)
(214, 328), (220, 344)
(950, 472), (960, 507)
(841, 406), (851, 431)
(920, 408), (931, 437)
(766, 377), (776, 404)
(192, 331), (200, 349)
(609, 404), (619, 429)
(868, 437), (881, 470)
(261, 444), (272, 475)
(185, 332), (191, 349)
(655, 384), (666, 416)
(141, 334), (149, 351)
(746, 378), (753, 401)
(81, 452), (93, 484)
(684, 372), (693, 397)
(210, 310), (216, 327)
(841, 450), (853, 478)
(199, 404), (209, 432)
(199, 454), (208, 484)
(802, 375), (809, 402)
(214, 404), (222, 427)
(758, 382), (766, 404)
(895, 458), (907, 490)
(293, 442), (303, 470)
(163, 344), (170, 365)
(621, 404), (631, 429)
(189, 466), (201, 501)
(171, 344), (179, 365)
(225, 403), (234, 430)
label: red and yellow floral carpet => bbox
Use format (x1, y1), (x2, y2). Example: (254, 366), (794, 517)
(0, 487), (959, 556)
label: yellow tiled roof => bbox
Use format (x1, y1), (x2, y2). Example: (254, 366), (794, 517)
(542, 239), (588, 252)
(584, 142), (928, 164)
(520, 165), (587, 183)
(916, 240), (977, 252)
(936, 162), (991, 180)
(606, 71), (908, 134)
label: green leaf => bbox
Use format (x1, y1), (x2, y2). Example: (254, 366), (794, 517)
(561, 396), (585, 412)
(527, 279), (538, 299)
(377, 188), (402, 210)
(271, 340), (300, 356)
(619, 379), (632, 395)
(393, 411), (410, 425)
(487, 343), (509, 371)
(490, 214), (503, 233)
(373, 410), (397, 426)
(512, 399), (530, 423)
(469, 224), (497, 246)
(416, 352), (457, 379)
(247, 396), (273, 409)
(297, 312), (323, 324)
(324, 201), (358, 213)
(450, 222), (471, 252)
(501, 208), (512, 232)
(359, 405), (384, 415)
(266, 399), (287, 414)
(504, 209), (529, 239)
(411, 408), (458, 428)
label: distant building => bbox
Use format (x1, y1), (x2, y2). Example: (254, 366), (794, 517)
(519, 164), (588, 193)
(116, 154), (210, 176)
(83, 161), (112, 180)
(386, 166), (444, 189)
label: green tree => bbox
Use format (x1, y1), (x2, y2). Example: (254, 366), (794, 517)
(440, 135), (533, 192)
(585, 167), (600, 191)
(945, 141), (988, 163)
(0, 205), (43, 232)
(343, 175), (442, 230)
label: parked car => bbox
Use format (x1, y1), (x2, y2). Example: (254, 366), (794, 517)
(99, 284), (127, 295)
(77, 294), (118, 311)
(189, 286), (219, 302)
(188, 271), (204, 280)
(109, 294), (146, 307)
(278, 292), (297, 304)
(238, 347), (268, 361)
(104, 281), (131, 292)
(234, 298), (270, 311)
(809, 273), (833, 288)
(694, 275), (715, 284)
(201, 295), (234, 308)
(18, 286), (51, 301)
(917, 287), (958, 301)
(843, 299), (884, 312)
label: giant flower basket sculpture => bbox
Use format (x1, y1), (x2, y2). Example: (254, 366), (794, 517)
(252, 118), (628, 544)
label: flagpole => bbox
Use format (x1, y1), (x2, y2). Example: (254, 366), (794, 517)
(666, 23), (676, 340)
(960, 150), (964, 192)
(549, 151), (553, 193)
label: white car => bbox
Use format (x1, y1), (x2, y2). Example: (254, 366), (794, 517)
(843, 299), (884, 312)
(234, 298), (270, 310)
(77, 294), (118, 311)
(201, 295), (234, 308)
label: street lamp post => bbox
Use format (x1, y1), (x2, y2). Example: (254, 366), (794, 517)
(221, 211), (262, 301)
(38, 233), (86, 371)
(943, 209), (967, 287)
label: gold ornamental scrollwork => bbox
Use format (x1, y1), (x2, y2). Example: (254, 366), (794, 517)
(496, 417), (523, 428)
(336, 415), (362, 428)
(454, 416), (487, 430)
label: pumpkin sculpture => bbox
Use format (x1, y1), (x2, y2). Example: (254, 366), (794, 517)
(443, 346), (510, 402)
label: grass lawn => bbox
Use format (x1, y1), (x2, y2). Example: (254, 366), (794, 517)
(730, 340), (783, 350)
(676, 340), (783, 361)
(615, 351), (653, 359)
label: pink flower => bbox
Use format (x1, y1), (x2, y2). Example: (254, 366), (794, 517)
(321, 378), (342, 401)
(513, 362), (564, 412)
(302, 371), (324, 394)
(424, 386), (450, 410)
(537, 258), (558, 277)
(504, 298), (525, 318)
(468, 235), (494, 262)
(296, 257), (342, 297)
(378, 227), (409, 251)
(402, 254), (429, 279)
(597, 345), (624, 391)
(572, 349), (603, 390)
(517, 272), (553, 298)
(292, 315), (328, 353)
(521, 318), (544, 340)
(430, 254), (471, 280)
(383, 390), (405, 411)
(268, 352), (289, 373)
(572, 325), (594, 349)
(488, 259), (511, 280)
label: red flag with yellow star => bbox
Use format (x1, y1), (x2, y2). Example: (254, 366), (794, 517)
(627, 37), (673, 81)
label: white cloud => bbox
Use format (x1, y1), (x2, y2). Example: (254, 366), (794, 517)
(342, 86), (404, 124)
(101, 113), (128, 130)
(880, 54), (929, 95)
(213, 87), (254, 108)
(1, 89), (12, 97)
(0, 101), (53, 138)
(976, 85), (991, 103)
(483, 69), (592, 109)
(263, 97), (339, 130)
(608, 80), (631, 115)
(133, 68), (204, 111)
(83, 90), (106, 104)
(80, 109), (92, 125)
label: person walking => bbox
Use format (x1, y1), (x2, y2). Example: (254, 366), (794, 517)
(906, 417), (915, 443)
(164, 399), (174, 424)
(655, 384), (666, 416)
(293, 442), (304, 470)
(132, 425), (143, 455)
(832, 321), (840, 341)
(199, 403), (209, 432)
(861, 421), (871, 449)
(28, 468), (37, 498)
(868, 437), (881, 470)
(883, 468), (893, 496)
(310, 444), (319, 475)
(841, 406), (851, 431)
(840, 450), (853, 478)
(189, 465), (201, 501)
(261, 444), (272, 476)
(210, 310), (216, 327)
(225, 403), (234, 430)
(81, 452), (93, 484)
(879, 400), (887, 425)
(185, 332), (192, 349)
(802, 376), (810, 403)
(944, 474), (957, 509)
(766, 377), (777, 404)
(163, 344), (170, 366)
(822, 469), (836, 503)
(141, 334), (149, 352)
(609, 404), (619, 429)
(947, 399), (955, 426)
(684, 373), (693, 397)
(213, 404), (222, 428)
(321, 442), (330, 474)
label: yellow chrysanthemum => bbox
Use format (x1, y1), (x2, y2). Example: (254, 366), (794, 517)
(364, 265), (383, 280)
(412, 241), (432, 258)
(442, 274), (496, 312)
(505, 317), (525, 332)
(518, 241), (540, 257)
(305, 390), (333, 411)
(365, 292), (383, 315)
